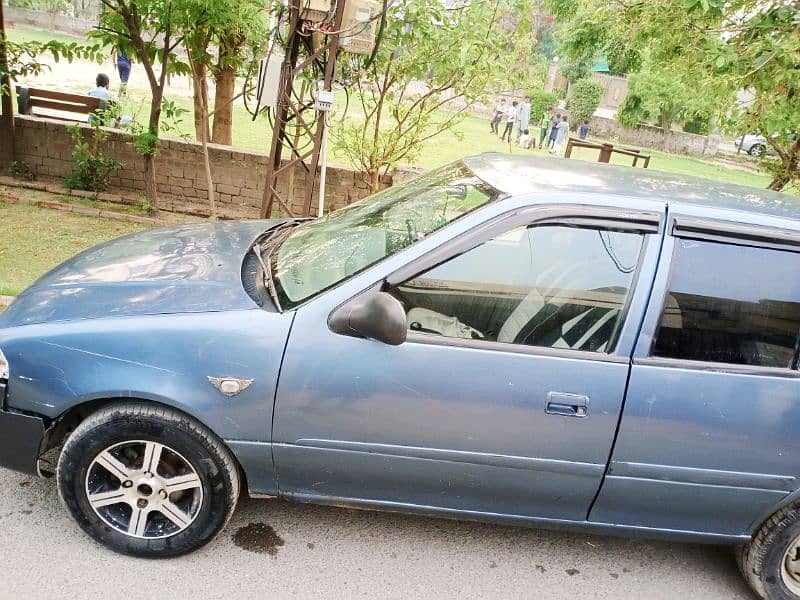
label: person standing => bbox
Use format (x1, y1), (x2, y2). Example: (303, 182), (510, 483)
(516, 95), (531, 144)
(551, 114), (570, 156)
(491, 99), (505, 134)
(539, 109), (551, 149)
(579, 119), (591, 140)
(501, 101), (518, 143)
(112, 47), (133, 97)
(547, 112), (561, 149)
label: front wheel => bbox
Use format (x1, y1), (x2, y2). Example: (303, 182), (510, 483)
(749, 144), (766, 157)
(739, 503), (800, 599)
(57, 402), (239, 557)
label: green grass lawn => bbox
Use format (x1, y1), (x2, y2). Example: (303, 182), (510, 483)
(6, 26), (87, 46)
(0, 201), (149, 296)
(138, 93), (775, 191)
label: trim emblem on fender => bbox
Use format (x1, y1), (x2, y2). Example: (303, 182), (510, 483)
(207, 376), (254, 397)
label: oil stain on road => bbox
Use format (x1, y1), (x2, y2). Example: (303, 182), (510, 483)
(232, 522), (285, 557)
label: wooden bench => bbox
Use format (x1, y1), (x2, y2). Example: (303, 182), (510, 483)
(16, 86), (104, 122)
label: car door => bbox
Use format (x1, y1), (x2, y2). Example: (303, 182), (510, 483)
(590, 210), (800, 537)
(273, 205), (662, 521)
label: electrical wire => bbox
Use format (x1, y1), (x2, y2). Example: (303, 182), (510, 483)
(363, 0), (389, 69)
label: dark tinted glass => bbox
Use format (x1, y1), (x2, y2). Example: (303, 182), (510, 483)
(653, 240), (800, 368)
(392, 225), (643, 353)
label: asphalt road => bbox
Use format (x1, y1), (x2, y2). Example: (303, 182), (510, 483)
(0, 467), (755, 600)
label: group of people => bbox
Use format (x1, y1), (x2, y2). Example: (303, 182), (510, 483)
(490, 97), (592, 156)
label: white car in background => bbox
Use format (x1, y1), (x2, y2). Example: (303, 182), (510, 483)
(734, 133), (768, 157)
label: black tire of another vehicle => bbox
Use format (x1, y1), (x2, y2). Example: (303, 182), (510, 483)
(739, 503), (800, 600)
(57, 402), (239, 557)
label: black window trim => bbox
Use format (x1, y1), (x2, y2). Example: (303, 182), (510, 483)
(383, 203), (661, 362)
(672, 216), (800, 254)
(647, 220), (800, 374)
(634, 355), (800, 379)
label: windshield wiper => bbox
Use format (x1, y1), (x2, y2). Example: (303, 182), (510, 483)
(251, 220), (303, 312)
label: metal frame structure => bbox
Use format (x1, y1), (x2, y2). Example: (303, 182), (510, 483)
(259, 0), (347, 218)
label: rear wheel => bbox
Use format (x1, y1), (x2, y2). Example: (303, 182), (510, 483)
(57, 402), (239, 557)
(749, 143), (766, 157)
(740, 503), (800, 599)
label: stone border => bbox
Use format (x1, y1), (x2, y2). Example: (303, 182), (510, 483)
(0, 175), (259, 221)
(0, 187), (163, 225)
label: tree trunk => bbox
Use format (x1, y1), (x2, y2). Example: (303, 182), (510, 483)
(369, 169), (381, 193)
(143, 94), (163, 212)
(0, 0), (16, 169)
(190, 60), (210, 142)
(191, 70), (216, 216)
(767, 139), (799, 192)
(211, 65), (236, 146)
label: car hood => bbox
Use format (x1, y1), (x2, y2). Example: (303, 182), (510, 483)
(1, 219), (282, 327)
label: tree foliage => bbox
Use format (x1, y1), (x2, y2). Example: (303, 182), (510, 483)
(174, 0), (268, 145)
(547, 0), (800, 191)
(618, 55), (725, 131)
(334, 0), (539, 191)
(566, 76), (602, 124)
(528, 88), (557, 123)
(91, 0), (187, 209)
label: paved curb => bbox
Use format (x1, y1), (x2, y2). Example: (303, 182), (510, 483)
(0, 176), (248, 221)
(0, 189), (164, 226)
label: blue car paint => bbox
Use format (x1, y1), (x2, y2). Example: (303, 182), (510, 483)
(272, 211), (664, 523)
(0, 219), (292, 494)
(2, 153), (800, 544)
(0, 220), (277, 327)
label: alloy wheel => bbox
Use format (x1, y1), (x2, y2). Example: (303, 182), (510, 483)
(84, 440), (204, 539)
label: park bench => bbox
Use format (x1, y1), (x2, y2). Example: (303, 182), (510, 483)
(565, 137), (651, 168)
(15, 86), (104, 122)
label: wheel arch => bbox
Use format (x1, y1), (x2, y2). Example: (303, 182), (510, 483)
(39, 396), (250, 494)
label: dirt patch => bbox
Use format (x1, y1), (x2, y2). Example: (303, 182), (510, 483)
(232, 522), (285, 557)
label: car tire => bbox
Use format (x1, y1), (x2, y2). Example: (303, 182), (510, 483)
(57, 402), (239, 557)
(749, 144), (766, 157)
(739, 503), (800, 600)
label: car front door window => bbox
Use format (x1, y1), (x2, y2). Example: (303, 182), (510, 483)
(390, 224), (645, 354)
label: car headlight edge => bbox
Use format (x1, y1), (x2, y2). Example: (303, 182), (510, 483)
(0, 347), (9, 380)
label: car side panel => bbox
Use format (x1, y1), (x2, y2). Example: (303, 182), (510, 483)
(590, 221), (800, 536)
(0, 310), (293, 494)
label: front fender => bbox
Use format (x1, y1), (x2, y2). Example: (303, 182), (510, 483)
(0, 310), (293, 443)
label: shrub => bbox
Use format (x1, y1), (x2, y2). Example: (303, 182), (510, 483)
(528, 89), (558, 124)
(567, 78), (604, 125)
(63, 120), (121, 192)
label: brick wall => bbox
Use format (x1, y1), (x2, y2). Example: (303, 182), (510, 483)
(12, 115), (388, 217)
(589, 116), (721, 157)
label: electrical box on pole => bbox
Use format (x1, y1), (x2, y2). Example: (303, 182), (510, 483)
(339, 0), (380, 55)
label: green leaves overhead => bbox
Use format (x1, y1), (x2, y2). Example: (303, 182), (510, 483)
(549, 0), (800, 191)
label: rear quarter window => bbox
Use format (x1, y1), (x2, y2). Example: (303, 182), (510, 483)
(652, 239), (800, 368)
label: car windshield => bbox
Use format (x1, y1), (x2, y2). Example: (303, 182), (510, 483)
(272, 162), (500, 310)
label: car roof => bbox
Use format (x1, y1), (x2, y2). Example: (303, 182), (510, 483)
(464, 152), (800, 223)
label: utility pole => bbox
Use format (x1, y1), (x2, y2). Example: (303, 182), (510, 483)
(0, 0), (16, 168)
(259, 0), (346, 218)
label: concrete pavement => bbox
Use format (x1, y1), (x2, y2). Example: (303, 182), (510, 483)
(0, 467), (756, 600)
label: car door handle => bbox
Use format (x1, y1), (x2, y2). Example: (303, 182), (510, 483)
(546, 392), (589, 418)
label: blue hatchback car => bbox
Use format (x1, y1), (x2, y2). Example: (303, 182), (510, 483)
(1, 153), (799, 598)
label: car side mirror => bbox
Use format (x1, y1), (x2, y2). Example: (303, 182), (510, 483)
(328, 290), (407, 346)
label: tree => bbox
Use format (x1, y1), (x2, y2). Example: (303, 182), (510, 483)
(618, 56), (727, 131)
(529, 88), (557, 122)
(175, 0), (268, 145)
(92, 0), (185, 209)
(566, 76), (602, 125)
(547, 0), (799, 192)
(1, 2), (103, 167)
(334, 0), (537, 192)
